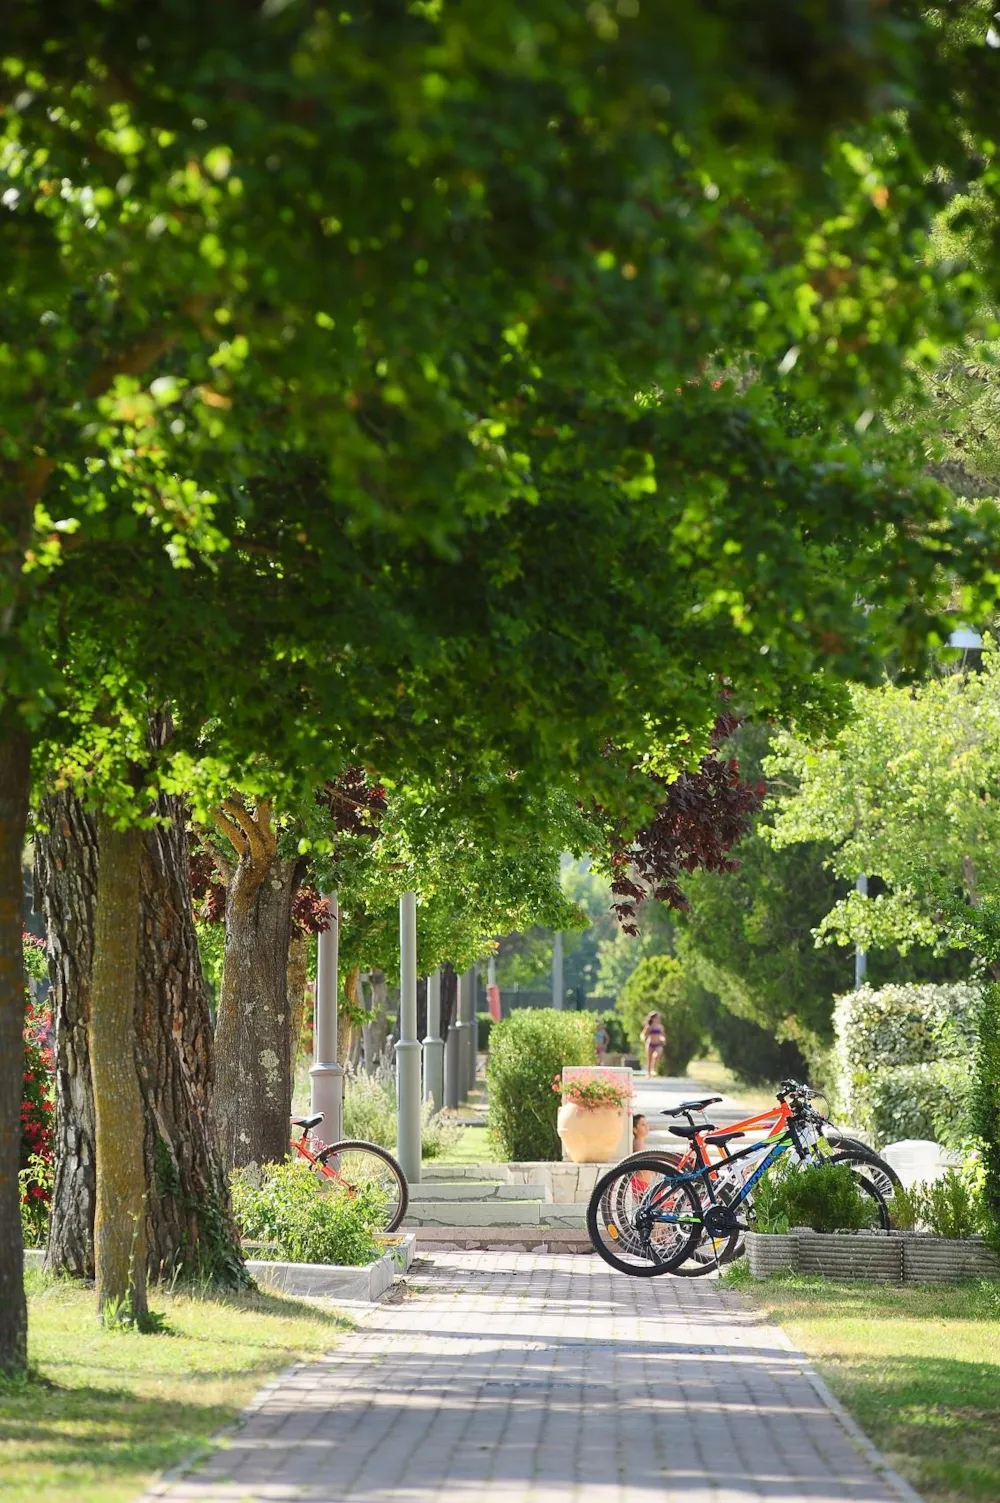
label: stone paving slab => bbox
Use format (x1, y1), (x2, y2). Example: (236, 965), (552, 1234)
(142, 1251), (921, 1503)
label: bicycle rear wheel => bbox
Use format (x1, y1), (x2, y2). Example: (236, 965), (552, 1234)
(588, 1156), (702, 1277)
(315, 1140), (409, 1234)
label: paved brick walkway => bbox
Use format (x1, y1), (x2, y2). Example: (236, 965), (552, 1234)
(145, 1251), (918, 1503)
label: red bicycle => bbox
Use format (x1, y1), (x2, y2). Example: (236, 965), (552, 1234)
(290, 1113), (409, 1233)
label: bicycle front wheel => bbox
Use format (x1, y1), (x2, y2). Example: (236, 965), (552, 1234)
(315, 1140), (409, 1234)
(588, 1156), (702, 1277)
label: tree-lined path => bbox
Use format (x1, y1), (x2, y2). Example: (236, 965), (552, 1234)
(144, 1252), (918, 1503)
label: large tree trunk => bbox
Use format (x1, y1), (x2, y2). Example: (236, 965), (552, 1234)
(38, 792), (245, 1285)
(0, 723), (30, 1375)
(287, 928), (309, 1084)
(137, 802), (245, 1285)
(214, 850), (303, 1169)
(362, 968), (390, 1073)
(37, 794), (98, 1278)
(89, 816), (148, 1324)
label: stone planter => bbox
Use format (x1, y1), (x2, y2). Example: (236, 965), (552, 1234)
(795, 1228), (902, 1282)
(746, 1230), (796, 1278)
(556, 1102), (623, 1164)
(902, 1234), (1000, 1283)
(746, 1228), (1000, 1283)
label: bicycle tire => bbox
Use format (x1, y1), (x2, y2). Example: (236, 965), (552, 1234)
(827, 1139), (902, 1200)
(595, 1148), (739, 1276)
(827, 1150), (892, 1230)
(587, 1156), (703, 1277)
(315, 1139), (409, 1234)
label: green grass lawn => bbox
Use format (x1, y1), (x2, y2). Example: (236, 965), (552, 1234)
(730, 1268), (1000, 1503)
(436, 1122), (495, 1164)
(684, 1057), (782, 1116)
(0, 1271), (351, 1503)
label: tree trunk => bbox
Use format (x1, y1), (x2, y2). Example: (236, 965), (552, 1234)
(440, 964), (458, 1039)
(362, 968), (390, 1073)
(38, 792), (245, 1285)
(137, 801), (245, 1285)
(36, 794), (98, 1279)
(89, 816), (148, 1324)
(287, 928), (309, 1082)
(214, 852), (303, 1169)
(0, 723), (30, 1374)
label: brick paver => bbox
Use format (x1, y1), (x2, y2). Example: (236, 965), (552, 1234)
(144, 1251), (917, 1503)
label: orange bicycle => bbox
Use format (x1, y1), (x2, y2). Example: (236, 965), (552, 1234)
(290, 1113), (409, 1233)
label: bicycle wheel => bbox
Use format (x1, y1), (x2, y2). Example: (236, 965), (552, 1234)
(672, 1175), (742, 1276)
(827, 1150), (893, 1230)
(315, 1140), (409, 1234)
(588, 1156), (702, 1276)
(829, 1141), (902, 1206)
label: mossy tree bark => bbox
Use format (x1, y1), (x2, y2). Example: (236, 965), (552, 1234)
(211, 796), (304, 1169)
(0, 723), (30, 1375)
(37, 790), (245, 1284)
(89, 814), (148, 1324)
(287, 928), (309, 1089)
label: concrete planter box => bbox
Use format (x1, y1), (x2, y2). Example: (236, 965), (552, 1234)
(746, 1231), (796, 1278)
(23, 1233), (415, 1302)
(746, 1228), (999, 1283)
(795, 1228), (902, 1282)
(902, 1234), (1000, 1283)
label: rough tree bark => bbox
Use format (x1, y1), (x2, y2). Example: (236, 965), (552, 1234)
(37, 791), (245, 1284)
(287, 928), (309, 1084)
(89, 815), (148, 1323)
(362, 968), (390, 1073)
(212, 795), (304, 1169)
(36, 793), (98, 1278)
(0, 723), (30, 1374)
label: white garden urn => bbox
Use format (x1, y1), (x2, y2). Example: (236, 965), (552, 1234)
(556, 1101), (624, 1164)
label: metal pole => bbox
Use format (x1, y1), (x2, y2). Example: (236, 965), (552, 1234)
(463, 964), (478, 1095)
(396, 891), (422, 1182)
(855, 873), (868, 988)
(309, 891), (343, 1145)
(552, 930), (564, 1010)
(423, 967), (445, 1111)
(444, 983), (461, 1110)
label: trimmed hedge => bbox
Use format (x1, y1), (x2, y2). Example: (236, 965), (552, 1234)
(486, 1009), (595, 1161)
(834, 982), (980, 1145)
(866, 1060), (971, 1149)
(616, 956), (703, 1073)
(477, 1011), (493, 1052)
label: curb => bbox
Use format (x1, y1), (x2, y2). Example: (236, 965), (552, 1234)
(733, 1291), (925, 1503)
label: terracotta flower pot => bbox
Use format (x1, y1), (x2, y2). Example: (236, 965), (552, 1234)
(557, 1101), (623, 1163)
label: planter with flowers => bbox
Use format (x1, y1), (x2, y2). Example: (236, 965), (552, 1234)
(553, 1074), (629, 1164)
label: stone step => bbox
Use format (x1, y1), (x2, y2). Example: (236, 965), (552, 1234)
(422, 1162), (511, 1180)
(412, 1226), (594, 1254)
(407, 1181), (545, 1203)
(404, 1202), (589, 1229)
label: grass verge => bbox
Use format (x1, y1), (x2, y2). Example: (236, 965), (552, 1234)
(0, 1269), (351, 1503)
(727, 1264), (1000, 1503)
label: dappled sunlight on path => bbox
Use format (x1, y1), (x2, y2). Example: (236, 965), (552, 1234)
(143, 1251), (920, 1503)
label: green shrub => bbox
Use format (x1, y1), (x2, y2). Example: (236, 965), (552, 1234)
(699, 991), (810, 1087)
(486, 1009), (595, 1160)
(914, 1169), (986, 1240)
(477, 1012), (493, 1052)
(616, 956), (703, 1073)
(752, 1163), (879, 1235)
(866, 1060), (972, 1149)
(342, 1064), (461, 1160)
(598, 1009), (630, 1055)
(971, 984), (1000, 1247)
(231, 1160), (382, 1265)
(834, 982), (980, 1143)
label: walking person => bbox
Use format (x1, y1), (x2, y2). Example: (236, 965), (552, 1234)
(640, 1010), (666, 1076)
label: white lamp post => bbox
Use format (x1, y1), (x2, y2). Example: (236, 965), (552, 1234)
(423, 967), (445, 1111)
(309, 891), (343, 1143)
(396, 891), (422, 1181)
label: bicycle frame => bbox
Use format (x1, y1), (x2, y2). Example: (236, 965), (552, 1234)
(642, 1118), (812, 1228)
(669, 1099), (796, 1171)
(290, 1128), (338, 1180)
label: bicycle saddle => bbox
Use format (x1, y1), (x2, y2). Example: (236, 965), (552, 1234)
(669, 1122), (715, 1139)
(662, 1097), (722, 1116)
(705, 1129), (744, 1146)
(291, 1113), (324, 1131)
